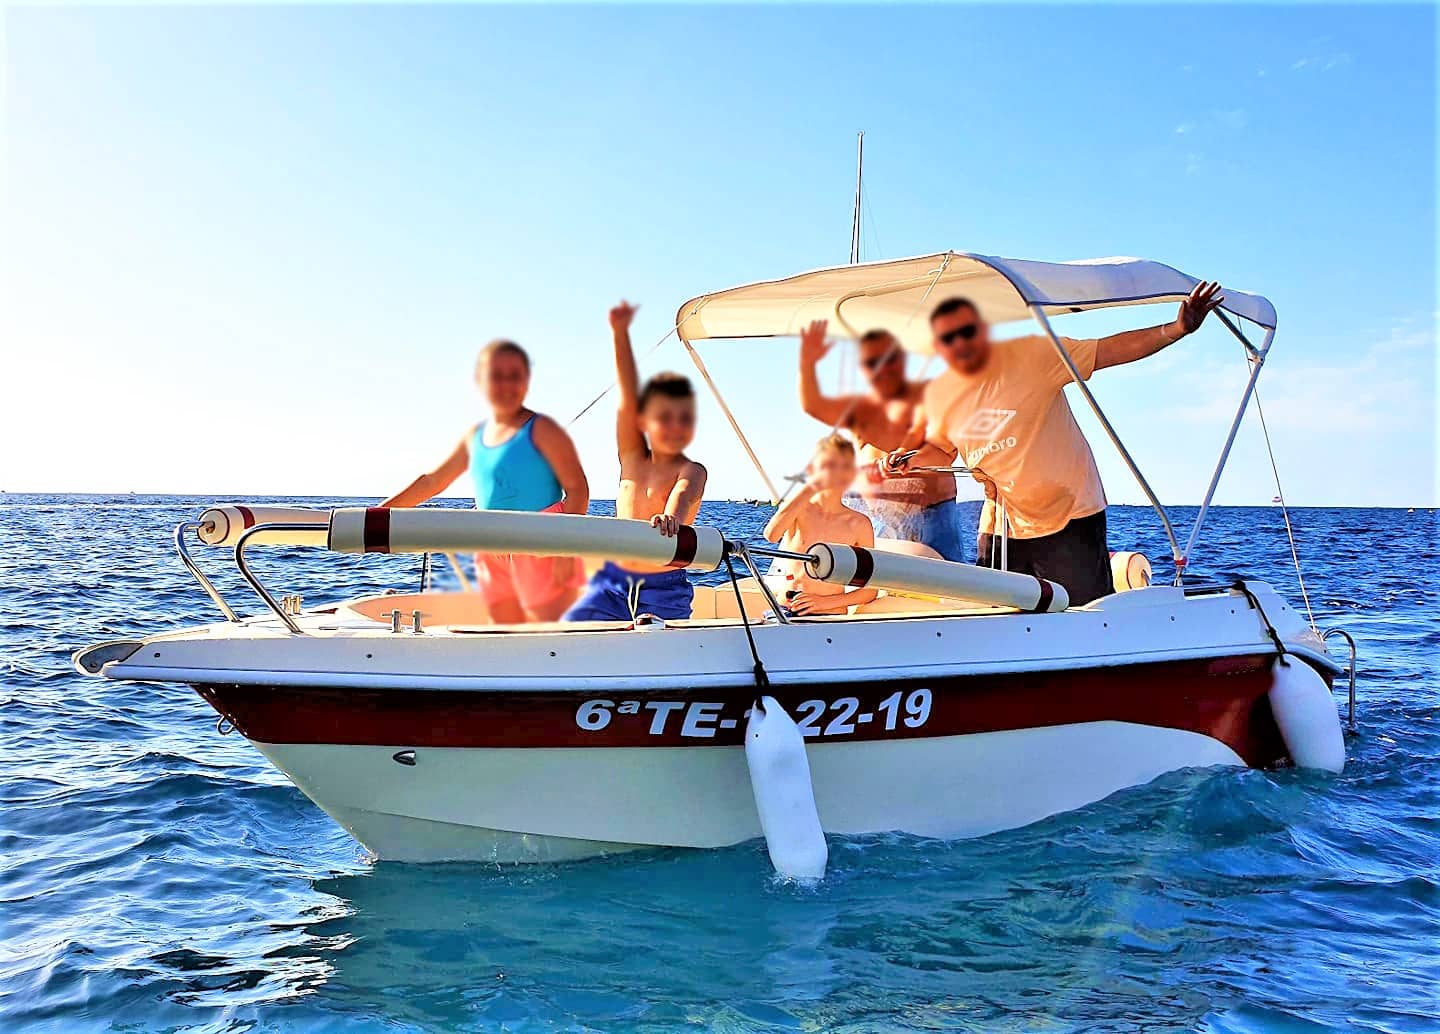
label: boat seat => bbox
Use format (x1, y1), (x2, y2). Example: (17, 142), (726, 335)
(688, 585), (718, 620)
(706, 579), (773, 621)
(852, 591), (980, 615)
(340, 578), (1012, 627)
(345, 586), (769, 626)
(341, 592), (492, 627)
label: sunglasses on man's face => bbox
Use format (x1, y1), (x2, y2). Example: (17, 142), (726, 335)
(937, 324), (979, 347)
(861, 350), (901, 372)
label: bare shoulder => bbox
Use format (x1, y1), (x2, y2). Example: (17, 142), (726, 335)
(847, 397), (894, 438)
(848, 394), (884, 423)
(832, 506), (867, 543)
(680, 458), (707, 483)
(529, 412), (567, 442)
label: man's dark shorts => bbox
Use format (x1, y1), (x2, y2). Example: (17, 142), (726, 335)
(976, 509), (1112, 607)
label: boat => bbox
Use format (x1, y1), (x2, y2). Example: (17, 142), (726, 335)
(74, 251), (1356, 867)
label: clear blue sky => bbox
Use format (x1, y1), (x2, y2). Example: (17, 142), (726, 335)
(3, 3), (1434, 506)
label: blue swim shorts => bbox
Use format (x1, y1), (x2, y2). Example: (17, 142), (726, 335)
(562, 562), (694, 622)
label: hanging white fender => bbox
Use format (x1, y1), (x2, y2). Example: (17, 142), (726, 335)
(805, 542), (1069, 613)
(744, 696), (828, 881)
(1267, 658), (1346, 773)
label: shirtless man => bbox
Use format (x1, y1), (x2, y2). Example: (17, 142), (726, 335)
(798, 320), (965, 561)
(564, 300), (708, 622)
(763, 434), (878, 615)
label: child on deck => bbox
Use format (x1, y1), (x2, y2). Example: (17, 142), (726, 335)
(382, 339), (589, 623)
(764, 434), (879, 616)
(564, 301), (708, 623)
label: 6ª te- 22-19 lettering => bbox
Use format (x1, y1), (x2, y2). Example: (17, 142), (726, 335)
(574, 690), (933, 739)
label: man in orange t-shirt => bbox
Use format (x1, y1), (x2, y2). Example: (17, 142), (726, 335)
(885, 282), (1224, 605)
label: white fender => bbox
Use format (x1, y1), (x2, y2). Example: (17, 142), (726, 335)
(1268, 658), (1345, 773)
(744, 696), (827, 880)
(197, 505), (331, 547)
(328, 507), (725, 572)
(1109, 550), (1152, 592)
(805, 543), (1067, 613)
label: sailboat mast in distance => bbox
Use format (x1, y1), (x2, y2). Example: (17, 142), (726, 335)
(850, 131), (864, 264)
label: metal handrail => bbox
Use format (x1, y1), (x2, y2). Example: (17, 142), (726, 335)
(234, 522), (320, 635)
(745, 543), (815, 565)
(732, 541), (790, 624)
(198, 512), (812, 636)
(1321, 627), (1358, 731)
(174, 521), (240, 622)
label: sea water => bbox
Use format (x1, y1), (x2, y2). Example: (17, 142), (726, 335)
(1, 496), (1436, 1033)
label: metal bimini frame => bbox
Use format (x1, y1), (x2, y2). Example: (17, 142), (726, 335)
(1029, 303), (1277, 581)
(676, 252), (1279, 586)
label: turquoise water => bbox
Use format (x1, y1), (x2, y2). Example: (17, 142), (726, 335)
(2, 495), (1437, 1032)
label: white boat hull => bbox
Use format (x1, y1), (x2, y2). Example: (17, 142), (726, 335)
(80, 581), (1346, 864)
(257, 721), (1245, 863)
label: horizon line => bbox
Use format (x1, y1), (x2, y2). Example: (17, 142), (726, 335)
(0, 491), (1432, 511)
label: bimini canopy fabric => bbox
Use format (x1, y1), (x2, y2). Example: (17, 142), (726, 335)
(676, 252), (1277, 354)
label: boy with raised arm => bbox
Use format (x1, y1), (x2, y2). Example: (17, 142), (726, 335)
(564, 301), (708, 622)
(764, 434), (878, 616)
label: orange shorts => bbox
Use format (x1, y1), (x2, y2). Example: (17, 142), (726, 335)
(473, 503), (586, 612)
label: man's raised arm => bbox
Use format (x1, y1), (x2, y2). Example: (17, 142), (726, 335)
(1094, 281), (1225, 371)
(798, 319), (863, 428)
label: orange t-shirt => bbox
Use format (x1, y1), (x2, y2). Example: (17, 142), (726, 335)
(923, 334), (1106, 540)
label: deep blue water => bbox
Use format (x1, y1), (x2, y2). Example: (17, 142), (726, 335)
(2, 495), (1437, 1033)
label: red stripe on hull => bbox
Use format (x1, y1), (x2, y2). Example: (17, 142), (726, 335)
(195, 654), (1301, 767)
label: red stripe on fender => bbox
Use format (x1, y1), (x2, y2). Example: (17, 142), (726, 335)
(849, 545), (875, 588)
(668, 525), (698, 569)
(1032, 578), (1055, 613)
(363, 507), (392, 554)
(236, 505), (256, 529)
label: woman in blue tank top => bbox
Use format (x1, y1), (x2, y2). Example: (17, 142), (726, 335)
(381, 340), (590, 623)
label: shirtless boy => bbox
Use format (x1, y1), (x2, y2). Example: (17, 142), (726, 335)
(564, 301), (708, 622)
(763, 434), (878, 616)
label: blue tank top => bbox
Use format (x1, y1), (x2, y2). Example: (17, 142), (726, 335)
(469, 415), (564, 512)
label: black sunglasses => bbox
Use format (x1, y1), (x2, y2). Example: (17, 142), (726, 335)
(862, 351), (901, 371)
(937, 324), (979, 346)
